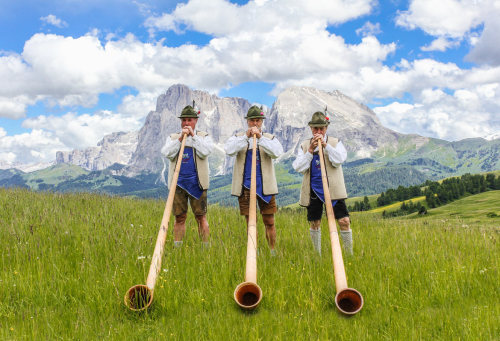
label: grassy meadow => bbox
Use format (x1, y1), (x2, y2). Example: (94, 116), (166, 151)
(0, 188), (499, 340)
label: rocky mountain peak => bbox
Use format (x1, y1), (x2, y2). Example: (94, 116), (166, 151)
(267, 86), (400, 156)
(124, 84), (252, 177)
(56, 84), (427, 177)
(56, 131), (138, 171)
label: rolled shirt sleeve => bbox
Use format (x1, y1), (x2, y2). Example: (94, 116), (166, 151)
(325, 140), (347, 167)
(258, 135), (283, 159)
(292, 147), (314, 173)
(224, 134), (249, 156)
(292, 139), (347, 172)
(161, 130), (215, 161)
(192, 134), (214, 159)
(160, 136), (181, 161)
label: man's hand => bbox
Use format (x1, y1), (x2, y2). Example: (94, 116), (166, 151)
(308, 134), (325, 153)
(246, 126), (262, 139)
(179, 126), (194, 141)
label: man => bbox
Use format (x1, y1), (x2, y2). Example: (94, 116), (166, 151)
(292, 111), (353, 255)
(224, 105), (284, 255)
(161, 103), (214, 247)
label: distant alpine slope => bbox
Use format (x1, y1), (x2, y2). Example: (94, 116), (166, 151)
(1, 84), (499, 200)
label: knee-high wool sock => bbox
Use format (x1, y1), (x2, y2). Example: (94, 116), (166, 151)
(309, 228), (321, 255)
(340, 230), (353, 255)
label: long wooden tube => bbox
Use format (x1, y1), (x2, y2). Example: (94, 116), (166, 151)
(234, 134), (262, 310)
(318, 141), (363, 315)
(124, 134), (187, 311)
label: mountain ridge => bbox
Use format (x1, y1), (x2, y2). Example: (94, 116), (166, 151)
(1, 84), (498, 202)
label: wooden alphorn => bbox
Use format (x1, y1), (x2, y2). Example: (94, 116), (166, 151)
(234, 134), (262, 310)
(318, 140), (363, 315)
(124, 134), (187, 311)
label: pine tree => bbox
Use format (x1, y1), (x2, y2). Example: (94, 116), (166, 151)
(363, 196), (371, 210)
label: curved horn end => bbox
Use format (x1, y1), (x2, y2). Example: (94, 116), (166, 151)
(124, 284), (154, 312)
(234, 282), (262, 310)
(335, 288), (363, 316)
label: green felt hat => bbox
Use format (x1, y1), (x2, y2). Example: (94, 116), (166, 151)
(245, 105), (266, 119)
(308, 111), (330, 127)
(178, 101), (200, 118)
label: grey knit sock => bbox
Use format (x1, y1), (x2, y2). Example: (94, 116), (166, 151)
(309, 228), (321, 255)
(340, 230), (353, 255)
(174, 241), (183, 248)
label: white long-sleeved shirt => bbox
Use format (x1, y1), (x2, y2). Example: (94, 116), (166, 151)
(161, 131), (214, 161)
(224, 133), (283, 159)
(292, 137), (347, 173)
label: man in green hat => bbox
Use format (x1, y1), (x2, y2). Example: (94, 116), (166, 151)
(161, 103), (214, 247)
(224, 105), (284, 255)
(292, 111), (353, 255)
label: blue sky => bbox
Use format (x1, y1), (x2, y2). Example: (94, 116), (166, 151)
(1, 0), (499, 165)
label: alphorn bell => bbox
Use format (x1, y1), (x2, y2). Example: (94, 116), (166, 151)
(234, 134), (262, 310)
(317, 140), (364, 315)
(124, 134), (187, 311)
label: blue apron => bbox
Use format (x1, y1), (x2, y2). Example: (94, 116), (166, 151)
(243, 148), (272, 203)
(311, 153), (337, 207)
(177, 147), (203, 200)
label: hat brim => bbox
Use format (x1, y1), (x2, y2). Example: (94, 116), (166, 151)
(308, 122), (329, 127)
(245, 116), (266, 119)
(178, 115), (199, 118)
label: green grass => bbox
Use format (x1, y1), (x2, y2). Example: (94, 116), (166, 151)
(408, 190), (500, 219)
(24, 164), (89, 190)
(1, 188), (499, 340)
(345, 193), (379, 208)
(369, 196), (426, 213)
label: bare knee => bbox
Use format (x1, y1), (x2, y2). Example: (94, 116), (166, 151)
(309, 220), (321, 230)
(338, 217), (350, 231)
(262, 214), (274, 228)
(195, 215), (208, 228)
(195, 214), (206, 223)
(175, 213), (187, 224)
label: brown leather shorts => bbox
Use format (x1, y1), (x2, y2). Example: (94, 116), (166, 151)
(173, 186), (207, 216)
(238, 187), (277, 216)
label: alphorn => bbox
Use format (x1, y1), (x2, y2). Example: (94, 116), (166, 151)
(233, 134), (262, 310)
(124, 134), (187, 311)
(318, 140), (364, 315)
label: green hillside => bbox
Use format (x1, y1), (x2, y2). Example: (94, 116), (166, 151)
(370, 196), (426, 213)
(1, 188), (498, 340)
(408, 190), (500, 220)
(0, 168), (24, 181)
(23, 163), (89, 190)
(0, 137), (498, 202)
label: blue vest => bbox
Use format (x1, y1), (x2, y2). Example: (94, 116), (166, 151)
(310, 154), (337, 207)
(177, 147), (203, 200)
(243, 149), (272, 203)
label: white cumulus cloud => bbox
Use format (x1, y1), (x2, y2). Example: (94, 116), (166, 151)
(22, 111), (143, 152)
(421, 37), (459, 52)
(1, 0), (500, 166)
(0, 96), (30, 119)
(40, 14), (68, 28)
(146, 0), (374, 37)
(374, 83), (500, 141)
(0, 129), (66, 164)
(396, 0), (484, 38)
(356, 21), (382, 37)
(396, 0), (500, 61)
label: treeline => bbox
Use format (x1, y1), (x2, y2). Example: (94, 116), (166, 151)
(382, 200), (426, 218)
(351, 196), (372, 211)
(344, 165), (428, 197)
(349, 172), (500, 214)
(376, 185), (422, 206)
(424, 173), (499, 208)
